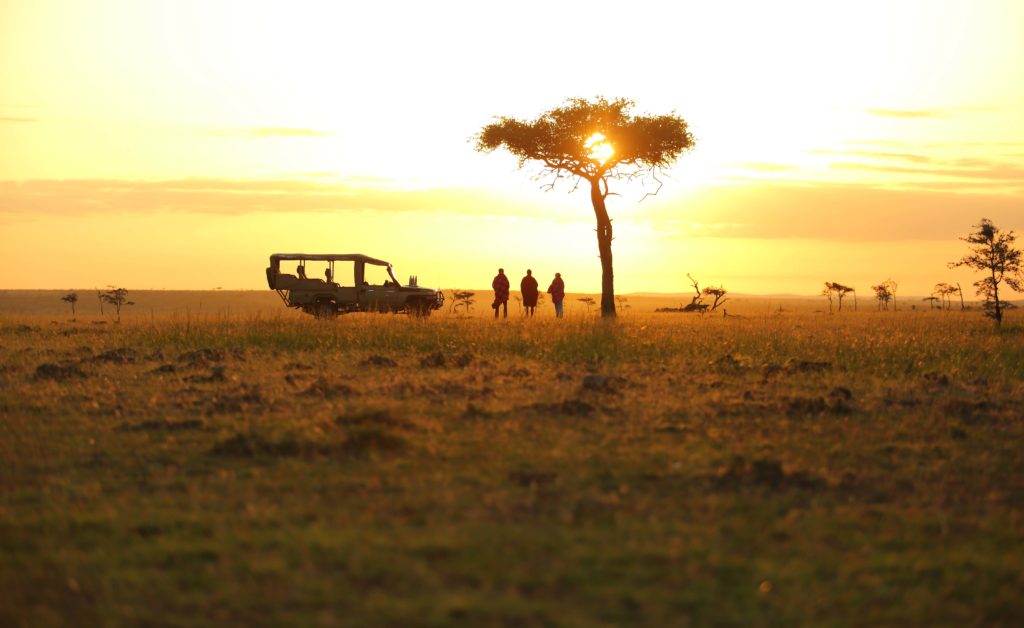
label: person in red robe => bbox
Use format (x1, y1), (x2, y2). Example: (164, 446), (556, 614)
(520, 269), (539, 317)
(492, 268), (510, 318)
(547, 272), (565, 318)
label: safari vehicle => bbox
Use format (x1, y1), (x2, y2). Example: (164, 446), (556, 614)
(266, 253), (444, 318)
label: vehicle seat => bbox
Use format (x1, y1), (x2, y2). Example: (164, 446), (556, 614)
(274, 273), (299, 289)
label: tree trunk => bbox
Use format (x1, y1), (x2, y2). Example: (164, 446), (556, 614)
(992, 268), (1001, 328)
(590, 180), (616, 318)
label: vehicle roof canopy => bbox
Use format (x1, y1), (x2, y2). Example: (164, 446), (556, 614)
(270, 253), (390, 266)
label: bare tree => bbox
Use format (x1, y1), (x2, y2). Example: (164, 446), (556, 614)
(100, 287), (134, 323)
(61, 292), (79, 320)
(821, 284), (834, 314)
(477, 97), (695, 318)
(955, 282), (965, 310)
(681, 273), (710, 313)
(949, 218), (1023, 328)
(885, 278), (899, 311)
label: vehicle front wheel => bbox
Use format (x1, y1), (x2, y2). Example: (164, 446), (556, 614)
(407, 299), (432, 318)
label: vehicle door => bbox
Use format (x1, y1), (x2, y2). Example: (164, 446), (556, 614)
(358, 262), (390, 311)
(329, 260), (357, 308)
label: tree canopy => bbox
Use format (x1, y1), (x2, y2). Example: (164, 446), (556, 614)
(477, 97), (694, 189)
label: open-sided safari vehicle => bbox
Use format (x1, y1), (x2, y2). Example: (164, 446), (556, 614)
(266, 253), (444, 318)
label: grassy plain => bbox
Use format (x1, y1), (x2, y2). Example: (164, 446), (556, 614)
(1, 296), (1023, 626)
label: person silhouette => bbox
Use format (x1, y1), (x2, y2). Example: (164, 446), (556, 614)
(520, 269), (539, 317)
(547, 272), (565, 318)
(297, 265), (307, 280)
(492, 268), (510, 319)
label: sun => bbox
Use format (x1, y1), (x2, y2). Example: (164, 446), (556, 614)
(584, 132), (615, 164)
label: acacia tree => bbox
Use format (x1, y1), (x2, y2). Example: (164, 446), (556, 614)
(702, 285), (729, 312)
(61, 292), (79, 320)
(871, 282), (892, 310)
(477, 97), (695, 317)
(949, 218), (1023, 328)
(100, 287), (134, 323)
(823, 281), (854, 312)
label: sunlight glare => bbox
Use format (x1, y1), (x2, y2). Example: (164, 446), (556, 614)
(585, 132), (614, 164)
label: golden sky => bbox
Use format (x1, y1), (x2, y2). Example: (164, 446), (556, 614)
(2, 0), (1022, 295)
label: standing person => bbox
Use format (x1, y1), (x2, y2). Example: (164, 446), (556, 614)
(547, 272), (565, 318)
(492, 268), (510, 319)
(520, 269), (539, 317)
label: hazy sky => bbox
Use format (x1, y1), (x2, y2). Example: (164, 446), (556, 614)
(2, 0), (1022, 294)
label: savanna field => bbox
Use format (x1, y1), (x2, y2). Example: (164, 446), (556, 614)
(1, 293), (1023, 626)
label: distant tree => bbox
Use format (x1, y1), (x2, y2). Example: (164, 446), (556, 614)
(949, 218), (1023, 328)
(871, 282), (892, 310)
(61, 292), (79, 320)
(933, 282), (963, 311)
(702, 285), (729, 312)
(823, 282), (854, 312)
(682, 273), (710, 313)
(450, 290), (476, 314)
(955, 282), (965, 310)
(615, 295), (631, 311)
(100, 287), (134, 323)
(884, 278), (899, 311)
(934, 283), (952, 310)
(477, 97), (695, 318)
(922, 296), (940, 310)
(577, 296), (596, 312)
(96, 290), (104, 316)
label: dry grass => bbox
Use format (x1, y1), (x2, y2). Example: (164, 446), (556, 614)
(1, 305), (1022, 626)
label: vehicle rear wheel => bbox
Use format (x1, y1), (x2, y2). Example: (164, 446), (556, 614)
(313, 301), (337, 320)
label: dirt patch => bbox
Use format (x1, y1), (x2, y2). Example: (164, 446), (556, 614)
(35, 362), (87, 381)
(184, 366), (227, 383)
(712, 456), (827, 491)
(522, 399), (597, 418)
(177, 348), (244, 367)
(302, 376), (356, 399)
(508, 469), (558, 487)
(783, 358), (832, 373)
(942, 399), (998, 423)
(580, 374), (629, 393)
(206, 385), (265, 414)
(420, 352), (473, 368)
(361, 355), (398, 367)
(335, 409), (415, 431)
(118, 419), (204, 432)
(90, 348), (139, 364)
